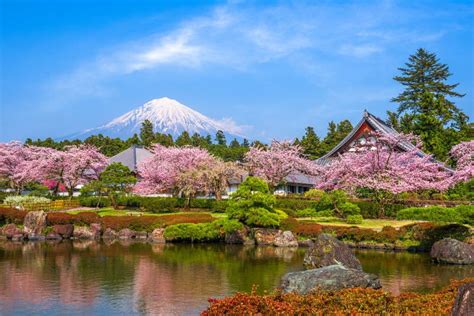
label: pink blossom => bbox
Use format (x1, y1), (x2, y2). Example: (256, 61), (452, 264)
(244, 141), (319, 188)
(449, 140), (474, 182)
(316, 132), (455, 194)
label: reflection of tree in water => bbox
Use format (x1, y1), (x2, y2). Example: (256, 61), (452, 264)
(355, 249), (474, 295)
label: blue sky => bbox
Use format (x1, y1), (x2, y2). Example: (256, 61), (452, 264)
(1, 0), (473, 142)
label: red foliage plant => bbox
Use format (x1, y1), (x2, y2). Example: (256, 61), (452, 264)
(0, 207), (28, 225)
(47, 211), (100, 226)
(202, 278), (473, 316)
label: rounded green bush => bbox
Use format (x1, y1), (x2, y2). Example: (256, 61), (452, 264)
(346, 215), (363, 225)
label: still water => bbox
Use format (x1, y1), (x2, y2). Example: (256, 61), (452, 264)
(0, 241), (472, 315)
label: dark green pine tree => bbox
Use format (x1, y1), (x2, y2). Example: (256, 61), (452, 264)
(215, 130), (227, 146)
(242, 138), (250, 147)
(300, 126), (321, 159)
(139, 120), (155, 147)
(391, 48), (469, 159)
(175, 131), (192, 147)
(229, 138), (240, 148)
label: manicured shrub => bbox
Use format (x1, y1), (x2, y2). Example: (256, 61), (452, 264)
(202, 278), (473, 315)
(397, 206), (463, 223)
(455, 205), (474, 226)
(353, 200), (405, 218)
(346, 214), (363, 224)
(163, 219), (243, 242)
(226, 177), (280, 228)
(46, 211), (101, 226)
(339, 202), (361, 218)
(303, 189), (325, 200)
(0, 207), (28, 225)
(79, 196), (111, 208)
(159, 213), (215, 226)
(294, 208), (319, 218)
(275, 198), (317, 211)
(291, 221), (323, 238)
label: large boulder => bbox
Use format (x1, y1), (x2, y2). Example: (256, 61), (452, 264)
(281, 264), (381, 294)
(118, 228), (136, 240)
(274, 231), (298, 247)
(1, 224), (23, 239)
(150, 228), (166, 243)
(102, 228), (118, 240)
(304, 234), (362, 270)
(90, 223), (102, 239)
(431, 238), (474, 265)
(135, 231), (148, 240)
(253, 228), (280, 246)
(23, 211), (47, 239)
(452, 282), (474, 316)
(52, 224), (74, 239)
(225, 227), (254, 245)
(73, 226), (96, 240)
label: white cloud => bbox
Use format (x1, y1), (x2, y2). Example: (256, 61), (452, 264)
(44, 1), (450, 108)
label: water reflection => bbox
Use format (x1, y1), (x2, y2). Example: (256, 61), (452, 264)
(0, 241), (472, 315)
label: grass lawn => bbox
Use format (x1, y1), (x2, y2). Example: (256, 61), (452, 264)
(298, 216), (419, 231)
(66, 208), (227, 218)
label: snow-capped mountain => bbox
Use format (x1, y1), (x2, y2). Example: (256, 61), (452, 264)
(67, 97), (245, 140)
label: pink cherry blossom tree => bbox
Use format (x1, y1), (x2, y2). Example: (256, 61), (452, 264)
(0, 142), (51, 193)
(135, 145), (244, 205)
(36, 144), (108, 196)
(244, 140), (319, 190)
(449, 140), (474, 183)
(316, 132), (455, 215)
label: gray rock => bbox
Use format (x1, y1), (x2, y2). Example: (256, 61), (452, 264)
(431, 238), (474, 265)
(46, 232), (62, 240)
(280, 264), (381, 294)
(225, 227), (254, 245)
(52, 224), (74, 238)
(118, 228), (136, 239)
(102, 228), (118, 240)
(304, 233), (362, 270)
(11, 233), (25, 241)
(253, 228), (280, 246)
(73, 226), (96, 239)
(23, 211), (47, 236)
(1, 224), (23, 239)
(150, 228), (166, 243)
(135, 231), (148, 240)
(452, 282), (474, 316)
(274, 231), (298, 247)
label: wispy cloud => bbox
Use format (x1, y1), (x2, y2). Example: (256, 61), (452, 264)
(44, 1), (452, 109)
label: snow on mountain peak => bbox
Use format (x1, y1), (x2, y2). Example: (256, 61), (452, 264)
(68, 97), (245, 140)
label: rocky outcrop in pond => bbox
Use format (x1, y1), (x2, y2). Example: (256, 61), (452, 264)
(225, 227), (254, 245)
(150, 228), (166, 243)
(53, 224), (74, 239)
(274, 231), (298, 247)
(280, 264), (381, 294)
(73, 226), (97, 240)
(452, 282), (474, 316)
(23, 211), (47, 240)
(304, 233), (362, 270)
(431, 238), (474, 265)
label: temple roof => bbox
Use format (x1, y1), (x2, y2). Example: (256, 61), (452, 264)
(317, 110), (423, 165)
(108, 145), (153, 171)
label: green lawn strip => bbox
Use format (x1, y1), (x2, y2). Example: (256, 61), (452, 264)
(298, 217), (419, 231)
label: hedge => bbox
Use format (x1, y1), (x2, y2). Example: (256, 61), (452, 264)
(163, 219), (243, 242)
(397, 205), (474, 225)
(202, 278), (473, 315)
(0, 207), (28, 225)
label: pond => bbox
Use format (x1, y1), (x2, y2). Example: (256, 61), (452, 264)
(0, 241), (472, 315)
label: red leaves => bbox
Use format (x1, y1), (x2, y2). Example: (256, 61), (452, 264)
(202, 278), (474, 315)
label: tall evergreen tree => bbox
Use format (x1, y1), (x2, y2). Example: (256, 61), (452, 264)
(242, 138), (250, 147)
(215, 130), (227, 146)
(139, 120), (155, 147)
(175, 131), (192, 147)
(391, 48), (469, 159)
(300, 126), (321, 159)
(229, 138), (240, 148)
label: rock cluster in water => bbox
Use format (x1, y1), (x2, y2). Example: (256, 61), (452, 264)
(281, 233), (380, 294)
(430, 238), (474, 265)
(0, 211), (300, 247)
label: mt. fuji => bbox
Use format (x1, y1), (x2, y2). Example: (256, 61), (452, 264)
(67, 97), (246, 140)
